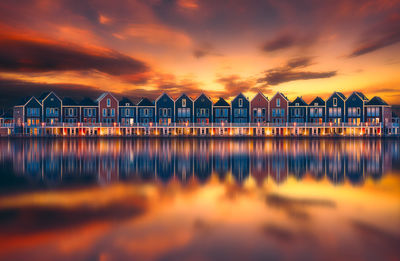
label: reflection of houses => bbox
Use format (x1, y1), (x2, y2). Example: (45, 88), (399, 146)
(194, 140), (212, 182)
(156, 140), (175, 183)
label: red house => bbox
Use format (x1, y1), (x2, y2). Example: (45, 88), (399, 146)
(250, 92), (269, 123)
(269, 92), (289, 124)
(97, 92), (119, 124)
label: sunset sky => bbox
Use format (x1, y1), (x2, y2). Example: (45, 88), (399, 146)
(0, 0), (399, 108)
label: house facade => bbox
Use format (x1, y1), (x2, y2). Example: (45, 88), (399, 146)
(119, 97), (136, 126)
(62, 97), (80, 123)
(40, 92), (62, 125)
(175, 94), (193, 124)
(345, 92), (368, 124)
(194, 93), (212, 125)
(231, 93), (249, 123)
(250, 92), (268, 123)
(364, 96), (392, 125)
(289, 97), (307, 123)
(97, 93), (119, 124)
(270, 92), (289, 124)
(308, 97), (325, 124)
(156, 93), (174, 125)
(137, 98), (155, 124)
(326, 92), (346, 124)
(79, 97), (98, 124)
(213, 98), (230, 123)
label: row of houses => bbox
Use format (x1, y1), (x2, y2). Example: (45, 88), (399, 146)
(11, 91), (394, 127)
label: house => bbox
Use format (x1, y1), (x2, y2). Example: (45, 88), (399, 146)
(79, 97), (98, 124)
(0, 108), (13, 125)
(39, 92), (62, 125)
(137, 98), (155, 124)
(364, 96), (391, 126)
(326, 92), (346, 124)
(194, 93), (212, 125)
(308, 97), (325, 124)
(175, 93), (193, 124)
(62, 97), (80, 123)
(156, 93), (174, 125)
(270, 92), (289, 124)
(119, 97), (136, 126)
(288, 97), (307, 123)
(13, 96), (42, 126)
(213, 98), (230, 123)
(231, 93), (250, 123)
(97, 92), (119, 124)
(345, 92), (368, 124)
(250, 92), (269, 123)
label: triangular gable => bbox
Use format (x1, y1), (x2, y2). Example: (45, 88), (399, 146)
(41, 91), (62, 103)
(155, 93), (174, 103)
(96, 92), (118, 103)
(194, 93), (212, 103)
(326, 91), (346, 102)
(251, 92), (269, 103)
(175, 93), (193, 102)
(271, 92), (289, 102)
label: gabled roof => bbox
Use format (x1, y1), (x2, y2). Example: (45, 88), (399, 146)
(327, 91), (346, 101)
(62, 97), (77, 106)
(271, 92), (289, 101)
(175, 93), (193, 102)
(119, 97), (135, 106)
(96, 92), (118, 103)
(232, 92), (249, 102)
(309, 96), (325, 106)
(251, 92), (269, 102)
(289, 97), (307, 106)
(354, 91), (368, 101)
(156, 93), (173, 103)
(137, 97), (154, 106)
(365, 96), (388, 106)
(194, 93), (212, 103)
(214, 97), (230, 107)
(38, 92), (51, 101)
(79, 97), (97, 106)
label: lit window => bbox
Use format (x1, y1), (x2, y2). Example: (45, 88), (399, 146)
(277, 98), (280, 107)
(182, 99), (186, 107)
(107, 98), (111, 107)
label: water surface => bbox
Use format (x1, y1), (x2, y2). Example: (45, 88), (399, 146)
(0, 138), (399, 260)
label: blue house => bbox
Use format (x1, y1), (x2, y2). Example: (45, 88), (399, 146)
(213, 98), (230, 123)
(79, 97), (98, 124)
(308, 97), (325, 124)
(288, 97), (308, 123)
(119, 97), (136, 126)
(345, 92), (368, 124)
(156, 93), (174, 125)
(14, 96), (42, 126)
(326, 92), (346, 124)
(137, 98), (155, 124)
(175, 93), (193, 124)
(62, 97), (80, 123)
(194, 93), (212, 125)
(39, 91), (62, 125)
(231, 93), (249, 123)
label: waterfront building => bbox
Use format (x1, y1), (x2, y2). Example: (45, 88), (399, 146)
(307, 97), (325, 124)
(250, 92), (269, 123)
(289, 97), (308, 123)
(364, 96), (391, 125)
(326, 92), (346, 124)
(156, 93), (174, 125)
(231, 93), (250, 123)
(39, 92), (62, 125)
(97, 92), (119, 124)
(213, 98), (230, 123)
(13, 96), (42, 126)
(194, 93), (212, 125)
(119, 97), (136, 126)
(345, 92), (368, 124)
(175, 93), (193, 124)
(137, 98), (155, 124)
(80, 97), (98, 124)
(62, 97), (80, 123)
(270, 92), (289, 124)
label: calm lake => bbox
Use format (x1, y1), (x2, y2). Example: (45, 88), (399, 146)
(0, 138), (399, 260)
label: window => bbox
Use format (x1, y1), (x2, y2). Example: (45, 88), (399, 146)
(126, 108), (129, 116)
(333, 98), (337, 106)
(277, 98), (280, 107)
(111, 108), (115, 117)
(103, 109), (107, 117)
(239, 98), (243, 107)
(182, 99), (186, 107)
(107, 98), (111, 107)
(295, 103), (299, 106)
(357, 107), (360, 116)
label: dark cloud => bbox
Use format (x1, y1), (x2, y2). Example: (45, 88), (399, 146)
(0, 36), (149, 76)
(261, 32), (317, 52)
(266, 194), (336, 209)
(216, 75), (254, 97)
(262, 224), (295, 241)
(349, 14), (400, 57)
(257, 57), (336, 86)
(193, 43), (222, 58)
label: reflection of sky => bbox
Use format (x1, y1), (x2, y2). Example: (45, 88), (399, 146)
(0, 139), (397, 189)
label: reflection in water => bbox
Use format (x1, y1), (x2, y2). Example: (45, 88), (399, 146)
(0, 138), (398, 188)
(0, 138), (399, 261)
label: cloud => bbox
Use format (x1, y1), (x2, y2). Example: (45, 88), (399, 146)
(0, 34), (149, 76)
(257, 57), (337, 86)
(261, 32), (316, 52)
(349, 14), (400, 57)
(266, 194), (336, 209)
(193, 43), (222, 58)
(216, 75), (254, 95)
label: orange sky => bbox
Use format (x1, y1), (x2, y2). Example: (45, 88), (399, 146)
(0, 0), (399, 107)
